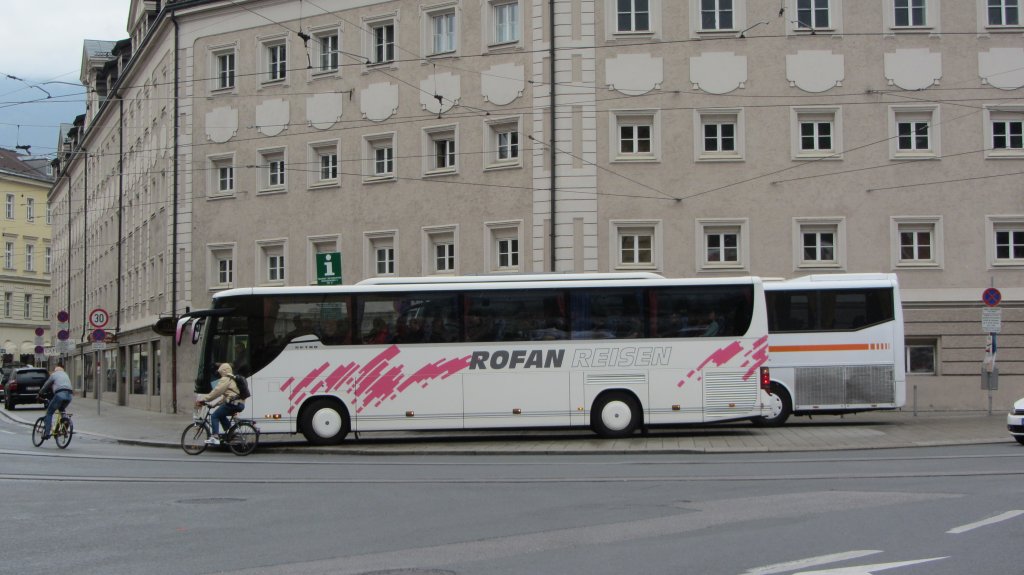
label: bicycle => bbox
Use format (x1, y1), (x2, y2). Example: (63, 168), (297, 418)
(181, 402), (259, 456)
(32, 406), (74, 449)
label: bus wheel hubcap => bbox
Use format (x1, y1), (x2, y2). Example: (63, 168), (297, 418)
(602, 401), (632, 431)
(311, 408), (341, 437)
(766, 394), (783, 418)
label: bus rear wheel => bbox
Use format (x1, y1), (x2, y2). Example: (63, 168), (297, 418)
(752, 384), (791, 427)
(590, 391), (641, 438)
(299, 399), (350, 445)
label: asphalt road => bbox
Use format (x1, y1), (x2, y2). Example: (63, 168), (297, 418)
(2, 416), (1023, 575)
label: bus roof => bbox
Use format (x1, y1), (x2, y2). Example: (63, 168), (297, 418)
(355, 272), (665, 285)
(764, 273), (899, 290)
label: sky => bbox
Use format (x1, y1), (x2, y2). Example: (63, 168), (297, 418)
(0, 0), (128, 159)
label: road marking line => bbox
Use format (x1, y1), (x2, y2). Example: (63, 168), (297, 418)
(0, 429), (15, 435)
(742, 550), (882, 575)
(947, 510), (1024, 534)
(796, 557), (947, 574)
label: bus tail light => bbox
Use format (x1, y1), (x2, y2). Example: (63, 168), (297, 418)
(759, 367), (771, 391)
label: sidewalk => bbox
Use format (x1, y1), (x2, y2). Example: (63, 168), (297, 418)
(0, 399), (1015, 454)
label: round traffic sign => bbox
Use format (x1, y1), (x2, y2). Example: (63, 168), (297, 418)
(34, 327), (44, 337)
(92, 329), (106, 342)
(982, 287), (1002, 307)
(89, 308), (109, 328)
(57, 329), (69, 341)
(57, 310), (69, 323)
(34, 345), (44, 354)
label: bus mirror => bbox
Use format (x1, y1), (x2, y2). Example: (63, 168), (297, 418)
(175, 316), (194, 346)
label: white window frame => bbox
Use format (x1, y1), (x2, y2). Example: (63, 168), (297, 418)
(906, 339), (938, 375)
(610, 220), (662, 271)
(695, 109), (744, 161)
(485, 220), (523, 273)
(690, 0), (746, 36)
(889, 105), (940, 159)
(208, 153), (235, 197)
(312, 27), (341, 76)
(258, 148), (287, 192)
(696, 218), (749, 272)
(24, 243), (34, 272)
(210, 44), (237, 92)
(3, 240), (13, 269)
(885, 0), (938, 32)
(308, 235), (341, 285)
(5, 194), (13, 219)
(987, 215), (1024, 268)
(23, 294), (31, 320)
(2, 292), (9, 318)
(308, 140), (340, 188)
(364, 12), (399, 68)
(260, 35), (289, 84)
(791, 106), (842, 159)
(44, 246), (51, 274)
(423, 124), (458, 175)
(984, 106), (1024, 159)
(983, 0), (1021, 27)
(43, 296), (49, 320)
(891, 216), (943, 269)
(25, 198), (34, 222)
(484, 116), (522, 170)
(611, 110), (660, 162)
(793, 217), (845, 270)
(423, 2), (459, 58)
(787, 0), (842, 34)
(487, 0), (523, 48)
(423, 225), (459, 275)
(364, 231), (398, 277)
(257, 239), (287, 285)
(607, 0), (662, 38)
(364, 132), (396, 182)
(207, 243), (236, 290)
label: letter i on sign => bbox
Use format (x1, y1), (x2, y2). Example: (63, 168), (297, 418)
(323, 254), (336, 277)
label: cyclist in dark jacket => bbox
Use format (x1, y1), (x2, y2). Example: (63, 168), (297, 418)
(38, 364), (73, 440)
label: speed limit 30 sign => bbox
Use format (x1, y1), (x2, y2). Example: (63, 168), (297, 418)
(89, 308), (110, 329)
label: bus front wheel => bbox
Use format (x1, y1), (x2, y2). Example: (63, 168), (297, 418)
(299, 399), (350, 445)
(752, 384), (792, 427)
(590, 392), (641, 438)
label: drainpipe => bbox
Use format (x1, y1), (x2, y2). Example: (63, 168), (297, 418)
(117, 95), (123, 342)
(171, 12), (180, 414)
(548, 0), (557, 272)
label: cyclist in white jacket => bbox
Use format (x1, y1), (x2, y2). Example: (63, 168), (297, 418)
(38, 364), (73, 440)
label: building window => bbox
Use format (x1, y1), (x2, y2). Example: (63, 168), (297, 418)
(424, 125), (458, 175)
(317, 32), (339, 73)
(24, 244), (34, 272)
(372, 22), (395, 64)
(268, 254), (285, 282)
(617, 0), (651, 32)
(44, 247), (51, 273)
(43, 296), (49, 320)
(209, 155), (235, 195)
(794, 218), (844, 269)
(310, 141), (340, 186)
(894, 0), (927, 26)
(258, 241), (287, 284)
(23, 294), (31, 320)
(792, 107), (842, 159)
(376, 247), (395, 275)
(892, 218), (942, 268)
(46, 206), (51, 224)
(430, 10), (456, 55)
(485, 117), (521, 169)
(993, 119), (1023, 151)
(4, 241), (13, 269)
(25, 198), (34, 222)
(906, 340), (937, 375)
(491, 1), (520, 45)
(260, 149), (286, 191)
(701, 0), (734, 30)
(366, 233), (397, 277)
(620, 230), (653, 266)
(375, 146), (393, 176)
(801, 227), (836, 264)
(217, 51), (235, 89)
(900, 228), (931, 260)
(364, 134), (396, 181)
(486, 222), (522, 272)
(209, 245), (235, 288)
(796, 0), (830, 29)
(613, 111), (658, 161)
(266, 42), (287, 82)
(890, 106), (939, 158)
(5, 194), (13, 219)
(2, 292), (9, 317)
(425, 227), (458, 275)
(320, 152), (338, 181)
(987, 0), (1020, 26)
(435, 243), (455, 272)
(698, 219), (748, 271)
(995, 227), (1024, 262)
(696, 109), (743, 161)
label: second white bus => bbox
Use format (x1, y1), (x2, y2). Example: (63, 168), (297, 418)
(757, 273), (906, 426)
(178, 273), (771, 444)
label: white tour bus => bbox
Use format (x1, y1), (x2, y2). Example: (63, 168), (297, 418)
(756, 273), (906, 426)
(177, 273), (771, 444)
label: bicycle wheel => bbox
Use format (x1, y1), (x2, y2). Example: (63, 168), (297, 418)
(31, 417), (46, 447)
(181, 422), (211, 455)
(227, 421), (259, 456)
(55, 418), (74, 449)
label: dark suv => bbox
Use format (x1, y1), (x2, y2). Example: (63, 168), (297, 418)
(3, 367), (49, 410)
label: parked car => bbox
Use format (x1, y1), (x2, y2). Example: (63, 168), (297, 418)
(1009, 397), (1024, 445)
(3, 367), (49, 410)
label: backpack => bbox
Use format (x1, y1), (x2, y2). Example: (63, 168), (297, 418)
(231, 374), (251, 401)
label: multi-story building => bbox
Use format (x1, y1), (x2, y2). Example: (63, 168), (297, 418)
(0, 148), (54, 363)
(52, 0), (1023, 415)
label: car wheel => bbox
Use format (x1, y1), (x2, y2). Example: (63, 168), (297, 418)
(590, 391), (641, 438)
(299, 398), (350, 445)
(751, 383), (792, 427)
(1015, 435), (1024, 446)
(4, 397), (13, 411)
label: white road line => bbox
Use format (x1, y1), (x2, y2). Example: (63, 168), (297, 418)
(0, 429), (15, 435)
(742, 550), (883, 575)
(947, 510), (1024, 534)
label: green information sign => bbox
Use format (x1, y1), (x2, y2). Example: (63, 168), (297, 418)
(316, 252), (342, 285)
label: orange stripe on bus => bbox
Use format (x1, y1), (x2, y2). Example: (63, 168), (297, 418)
(769, 343), (889, 353)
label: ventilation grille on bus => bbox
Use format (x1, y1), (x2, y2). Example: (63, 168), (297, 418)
(584, 373), (647, 387)
(794, 365), (895, 406)
(703, 370), (759, 417)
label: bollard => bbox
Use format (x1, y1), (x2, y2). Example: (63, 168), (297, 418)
(913, 384), (917, 417)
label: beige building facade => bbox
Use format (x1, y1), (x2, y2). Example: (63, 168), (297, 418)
(52, 0), (1023, 415)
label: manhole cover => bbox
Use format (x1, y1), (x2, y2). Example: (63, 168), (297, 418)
(175, 497), (246, 504)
